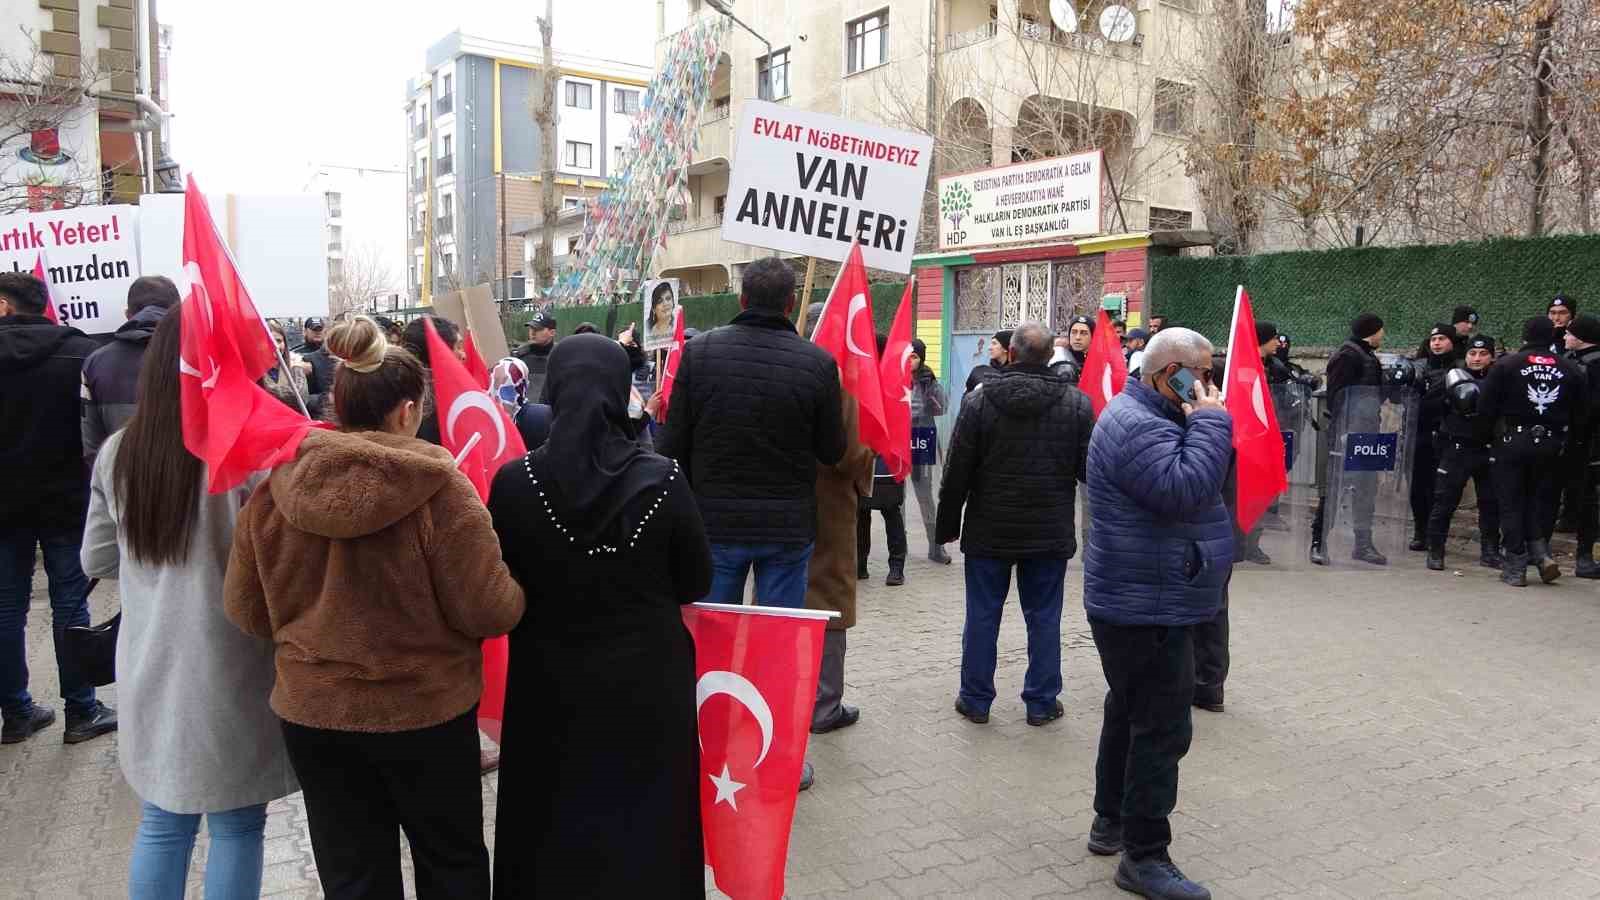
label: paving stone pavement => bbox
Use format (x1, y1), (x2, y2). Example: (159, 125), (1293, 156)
(4, 513), (1600, 898)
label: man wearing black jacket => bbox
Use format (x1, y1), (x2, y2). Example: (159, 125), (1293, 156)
(657, 257), (845, 609)
(937, 323), (1094, 727)
(0, 273), (117, 745)
(81, 275), (180, 461)
(1425, 335), (1502, 571)
(1310, 313), (1387, 566)
(1561, 315), (1600, 577)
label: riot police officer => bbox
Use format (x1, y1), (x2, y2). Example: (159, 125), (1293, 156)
(1562, 314), (1600, 578)
(1548, 294), (1576, 351)
(1311, 313), (1388, 565)
(1450, 306), (1479, 356)
(1425, 335), (1501, 571)
(1480, 317), (1589, 586)
(1409, 325), (1460, 550)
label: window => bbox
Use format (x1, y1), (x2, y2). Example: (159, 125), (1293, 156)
(613, 145), (624, 163)
(567, 236), (580, 255)
(564, 81), (593, 109)
(758, 48), (790, 101)
(1154, 79), (1195, 135)
(847, 11), (889, 74)
(440, 191), (452, 211)
(563, 196), (583, 210)
(564, 141), (593, 168)
(442, 73), (452, 96)
(328, 224), (343, 249)
(328, 258), (343, 282)
(442, 251), (454, 274)
(441, 135), (452, 158)
(325, 191), (342, 218)
(714, 194), (726, 217)
(614, 88), (640, 115)
(1148, 207), (1194, 231)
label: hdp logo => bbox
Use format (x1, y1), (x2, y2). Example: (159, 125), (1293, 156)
(940, 182), (972, 231)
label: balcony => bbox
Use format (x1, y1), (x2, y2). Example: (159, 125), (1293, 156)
(413, 121), (426, 140)
(694, 117), (731, 172)
(1018, 16), (1143, 60)
(654, 213), (761, 278)
(945, 20), (997, 51)
(328, 240), (343, 253)
(667, 214), (722, 236)
(703, 99), (731, 124)
(436, 155), (454, 177)
(413, 177), (426, 194)
(437, 216), (454, 234)
(435, 94), (453, 116)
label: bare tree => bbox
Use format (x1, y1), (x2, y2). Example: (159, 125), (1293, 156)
(0, 28), (126, 214)
(329, 242), (398, 317)
(531, 0), (558, 294)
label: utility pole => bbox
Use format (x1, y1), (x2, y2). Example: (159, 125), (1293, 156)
(533, 0), (558, 295)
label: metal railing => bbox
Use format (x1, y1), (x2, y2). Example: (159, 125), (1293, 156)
(435, 95), (453, 116)
(437, 216), (454, 233)
(413, 122), (426, 140)
(944, 21), (997, 51)
(1019, 19), (1144, 59)
(667, 213), (723, 235)
(703, 101), (732, 124)
(436, 155), (454, 177)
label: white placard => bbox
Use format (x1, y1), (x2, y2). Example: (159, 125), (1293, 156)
(937, 151), (1104, 252)
(0, 205), (140, 334)
(721, 100), (933, 274)
(641, 277), (680, 352)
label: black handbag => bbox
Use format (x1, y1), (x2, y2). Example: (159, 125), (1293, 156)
(65, 580), (119, 687)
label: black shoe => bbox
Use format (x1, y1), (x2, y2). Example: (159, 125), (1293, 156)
(1242, 546), (1271, 565)
(63, 702), (117, 745)
(1309, 542), (1327, 566)
(1529, 540), (1560, 583)
(928, 546), (952, 565)
(857, 565), (869, 581)
(1426, 543), (1445, 571)
(1115, 855), (1212, 900)
(1026, 700), (1064, 727)
(953, 698), (989, 724)
(885, 562), (905, 587)
(1409, 536), (1426, 552)
(1576, 551), (1600, 579)
(799, 760), (815, 791)
(1087, 816), (1124, 856)
(811, 705), (860, 734)
(1, 705), (57, 745)
(1501, 553), (1528, 588)
(1192, 689), (1224, 713)
(1352, 543), (1388, 566)
(1479, 543), (1504, 569)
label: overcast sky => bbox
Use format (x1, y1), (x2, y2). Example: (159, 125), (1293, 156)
(162, 0), (658, 194)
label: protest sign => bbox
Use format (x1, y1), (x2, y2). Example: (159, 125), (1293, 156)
(461, 283), (508, 363)
(721, 101), (933, 274)
(0, 205), (138, 334)
(641, 278), (680, 352)
(936, 150), (1103, 252)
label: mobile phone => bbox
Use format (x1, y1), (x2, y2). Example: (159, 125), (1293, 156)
(1168, 367), (1200, 403)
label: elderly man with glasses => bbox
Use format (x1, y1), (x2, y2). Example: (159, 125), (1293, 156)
(1080, 327), (1232, 900)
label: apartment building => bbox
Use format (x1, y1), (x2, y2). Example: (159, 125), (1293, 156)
(2, 0), (171, 213)
(404, 31), (650, 304)
(303, 163), (406, 315)
(654, 0), (1209, 296)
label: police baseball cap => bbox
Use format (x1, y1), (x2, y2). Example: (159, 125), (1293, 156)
(526, 308), (558, 331)
(1070, 314), (1094, 330)
(1550, 294), (1576, 313)
(1428, 323), (1453, 339)
(1452, 305), (1478, 325)
(1467, 334), (1496, 354)
(303, 317), (326, 330)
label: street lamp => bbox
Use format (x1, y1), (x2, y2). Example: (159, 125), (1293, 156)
(153, 154), (183, 193)
(704, 0), (773, 98)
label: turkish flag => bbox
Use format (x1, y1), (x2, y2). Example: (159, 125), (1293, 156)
(1222, 286), (1287, 532)
(1080, 308), (1128, 418)
(683, 603), (830, 900)
(812, 243), (890, 461)
(179, 177), (322, 494)
(877, 279), (915, 481)
(657, 306), (686, 423)
(30, 253), (59, 324)
(462, 329), (491, 388)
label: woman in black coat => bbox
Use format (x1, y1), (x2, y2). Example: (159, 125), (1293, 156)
(487, 334), (713, 898)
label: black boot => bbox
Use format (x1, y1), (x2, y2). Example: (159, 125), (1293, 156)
(1409, 524), (1426, 552)
(1478, 540), (1503, 569)
(885, 558), (906, 587)
(1529, 539), (1561, 584)
(1352, 535), (1388, 566)
(928, 545), (952, 565)
(857, 561), (869, 580)
(1425, 540), (1445, 571)
(1575, 549), (1600, 579)
(1309, 541), (1328, 566)
(1501, 551), (1528, 587)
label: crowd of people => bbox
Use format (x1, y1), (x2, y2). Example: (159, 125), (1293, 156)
(2, 254), (1596, 900)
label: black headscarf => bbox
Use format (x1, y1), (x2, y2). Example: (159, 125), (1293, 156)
(532, 334), (675, 546)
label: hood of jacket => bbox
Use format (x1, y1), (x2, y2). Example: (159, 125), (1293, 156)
(983, 364), (1069, 418)
(269, 429), (459, 539)
(112, 304), (170, 345)
(0, 314), (88, 374)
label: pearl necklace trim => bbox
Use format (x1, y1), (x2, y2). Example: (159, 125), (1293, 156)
(521, 455), (678, 556)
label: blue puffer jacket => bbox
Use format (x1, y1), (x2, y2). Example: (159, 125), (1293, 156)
(1083, 380), (1234, 626)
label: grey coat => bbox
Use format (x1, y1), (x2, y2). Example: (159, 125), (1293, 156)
(81, 433), (297, 814)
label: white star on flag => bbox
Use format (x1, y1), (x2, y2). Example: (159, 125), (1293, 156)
(901, 386), (913, 408)
(708, 763), (745, 811)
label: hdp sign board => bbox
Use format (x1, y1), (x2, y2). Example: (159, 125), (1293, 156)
(937, 150), (1103, 252)
(721, 100), (933, 274)
(1343, 433), (1398, 471)
(0, 205), (139, 334)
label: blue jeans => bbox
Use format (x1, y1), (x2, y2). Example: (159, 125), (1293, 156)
(959, 555), (1068, 718)
(705, 543), (814, 608)
(128, 801), (268, 900)
(0, 527), (95, 720)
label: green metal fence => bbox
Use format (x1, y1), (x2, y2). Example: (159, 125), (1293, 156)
(1150, 234), (1600, 350)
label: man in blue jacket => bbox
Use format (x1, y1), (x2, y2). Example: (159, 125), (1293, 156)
(1082, 327), (1232, 900)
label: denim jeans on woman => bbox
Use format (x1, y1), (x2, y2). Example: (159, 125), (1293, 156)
(128, 801), (268, 900)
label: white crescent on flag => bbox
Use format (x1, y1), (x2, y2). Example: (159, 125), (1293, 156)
(1100, 366), (1114, 406)
(1249, 371), (1270, 429)
(844, 294), (872, 358)
(445, 391), (508, 459)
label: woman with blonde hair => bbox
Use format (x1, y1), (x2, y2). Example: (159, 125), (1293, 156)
(225, 316), (525, 899)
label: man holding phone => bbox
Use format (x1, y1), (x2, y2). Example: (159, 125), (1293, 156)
(1081, 327), (1232, 900)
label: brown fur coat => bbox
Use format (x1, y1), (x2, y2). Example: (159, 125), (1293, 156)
(806, 394), (875, 630)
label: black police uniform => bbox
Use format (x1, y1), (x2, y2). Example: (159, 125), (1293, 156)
(1311, 337), (1385, 563)
(1565, 343), (1600, 572)
(1425, 363), (1500, 567)
(1409, 341), (1459, 548)
(1480, 343), (1588, 582)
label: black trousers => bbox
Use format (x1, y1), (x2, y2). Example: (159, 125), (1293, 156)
(1193, 573), (1229, 703)
(280, 708), (490, 900)
(1310, 473), (1377, 544)
(1410, 432), (1439, 535)
(1493, 432), (1564, 556)
(1426, 441), (1500, 545)
(857, 504), (908, 566)
(1568, 442), (1599, 552)
(1091, 621), (1196, 861)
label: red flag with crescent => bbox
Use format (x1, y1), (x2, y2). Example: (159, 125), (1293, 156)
(1222, 286), (1287, 531)
(1079, 307), (1128, 418)
(178, 176), (322, 494)
(462, 329), (491, 388)
(657, 305), (686, 423)
(30, 252), (59, 324)
(877, 279), (915, 481)
(683, 603), (830, 900)
(812, 243), (890, 462)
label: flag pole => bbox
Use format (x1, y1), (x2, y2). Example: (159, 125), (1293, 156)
(1220, 284), (1243, 403)
(794, 256), (818, 335)
(273, 342), (313, 418)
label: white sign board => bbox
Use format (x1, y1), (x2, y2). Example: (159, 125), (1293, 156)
(641, 278), (680, 352)
(0, 205), (140, 333)
(937, 151), (1103, 251)
(721, 100), (933, 274)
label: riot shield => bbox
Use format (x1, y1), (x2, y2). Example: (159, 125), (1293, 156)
(1257, 380), (1320, 568)
(1320, 384), (1420, 567)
